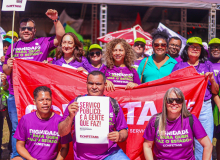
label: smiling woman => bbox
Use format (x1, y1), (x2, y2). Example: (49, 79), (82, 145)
(172, 37), (219, 159)
(100, 38), (141, 91)
(137, 29), (177, 83)
(52, 32), (90, 73)
(143, 87), (213, 160)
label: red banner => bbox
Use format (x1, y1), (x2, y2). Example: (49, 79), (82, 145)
(13, 59), (207, 160)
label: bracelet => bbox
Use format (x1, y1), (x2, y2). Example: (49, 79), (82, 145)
(1, 81), (8, 87)
(53, 16), (60, 23)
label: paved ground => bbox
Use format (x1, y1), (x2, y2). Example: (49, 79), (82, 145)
(0, 118), (218, 160)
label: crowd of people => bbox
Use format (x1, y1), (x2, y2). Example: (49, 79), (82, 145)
(0, 8), (220, 160)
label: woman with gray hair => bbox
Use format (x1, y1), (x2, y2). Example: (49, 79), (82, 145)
(143, 87), (212, 160)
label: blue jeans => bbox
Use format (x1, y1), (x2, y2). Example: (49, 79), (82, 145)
(7, 94), (19, 158)
(104, 149), (130, 160)
(194, 99), (213, 160)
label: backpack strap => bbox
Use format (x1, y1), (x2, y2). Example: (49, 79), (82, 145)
(109, 97), (120, 118)
(189, 114), (194, 133)
(140, 57), (148, 83)
(154, 117), (159, 134)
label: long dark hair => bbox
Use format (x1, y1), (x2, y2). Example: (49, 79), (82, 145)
(181, 43), (207, 63)
(55, 32), (83, 62)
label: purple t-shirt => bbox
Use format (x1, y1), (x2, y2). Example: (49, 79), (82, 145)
(4, 37), (56, 95)
(100, 65), (141, 85)
(174, 56), (182, 63)
(14, 112), (72, 160)
(143, 115), (207, 160)
(172, 61), (217, 101)
(87, 63), (104, 73)
(60, 96), (128, 160)
(52, 56), (91, 72)
(133, 59), (143, 70)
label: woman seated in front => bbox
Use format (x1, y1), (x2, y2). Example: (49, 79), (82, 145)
(100, 38), (141, 91)
(143, 87), (212, 160)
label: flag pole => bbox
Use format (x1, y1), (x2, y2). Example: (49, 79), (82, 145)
(11, 10), (15, 58)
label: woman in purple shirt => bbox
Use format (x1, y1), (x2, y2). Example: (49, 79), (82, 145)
(172, 37), (219, 160)
(143, 87), (212, 160)
(86, 44), (103, 72)
(100, 38), (141, 91)
(53, 32), (90, 73)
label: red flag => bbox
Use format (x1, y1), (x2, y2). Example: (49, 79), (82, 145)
(13, 59), (207, 160)
(133, 13), (142, 26)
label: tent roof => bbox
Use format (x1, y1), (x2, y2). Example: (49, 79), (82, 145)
(27, 0), (219, 9)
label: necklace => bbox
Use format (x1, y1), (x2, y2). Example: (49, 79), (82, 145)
(64, 57), (74, 64)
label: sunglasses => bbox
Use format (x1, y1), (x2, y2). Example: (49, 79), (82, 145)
(20, 27), (34, 31)
(90, 51), (102, 57)
(188, 45), (201, 50)
(134, 43), (145, 48)
(210, 46), (220, 50)
(154, 43), (167, 48)
(167, 98), (183, 104)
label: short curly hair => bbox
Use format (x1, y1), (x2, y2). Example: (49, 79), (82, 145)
(151, 29), (169, 46)
(103, 38), (136, 69)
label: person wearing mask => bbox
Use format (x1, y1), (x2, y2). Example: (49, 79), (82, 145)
(52, 32), (90, 73)
(137, 29), (177, 83)
(58, 71), (129, 160)
(172, 37), (219, 160)
(100, 38), (141, 91)
(4, 31), (19, 43)
(208, 38), (220, 160)
(3, 9), (65, 159)
(143, 87), (212, 160)
(132, 37), (146, 70)
(167, 36), (182, 62)
(86, 44), (103, 72)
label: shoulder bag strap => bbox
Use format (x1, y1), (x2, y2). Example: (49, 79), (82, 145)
(140, 58), (148, 83)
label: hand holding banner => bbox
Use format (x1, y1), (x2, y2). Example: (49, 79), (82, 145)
(75, 96), (109, 144)
(13, 59), (207, 160)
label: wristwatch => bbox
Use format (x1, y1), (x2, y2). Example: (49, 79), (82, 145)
(53, 16), (60, 23)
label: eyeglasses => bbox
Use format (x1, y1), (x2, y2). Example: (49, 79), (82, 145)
(134, 43), (145, 48)
(169, 44), (181, 49)
(153, 43), (167, 48)
(20, 27), (34, 31)
(167, 98), (183, 104)
(210, 46), (220, 50)
(188, 45), (201, 50)
(90, 51), (102, 57)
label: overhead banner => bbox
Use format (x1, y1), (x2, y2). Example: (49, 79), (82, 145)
(75, 96), (109, 144)
(2, 0), (27, 11)
(13, 59), (207, 160)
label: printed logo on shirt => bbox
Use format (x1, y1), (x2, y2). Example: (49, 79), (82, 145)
(13, 45), (43, 59)
(155, 129), (192, 148)
(28, 129), (60, 147)
(107, 72), (134, 84)
(214, 70), (220, 76)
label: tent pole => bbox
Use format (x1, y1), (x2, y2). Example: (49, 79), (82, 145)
(91, 4), (98, 44)
(208, 4), (216, 42)
(181, 8), (187, 38)
(99, 4), (107, 49)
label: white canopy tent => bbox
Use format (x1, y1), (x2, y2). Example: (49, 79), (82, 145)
(27, 0), (219, 9)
